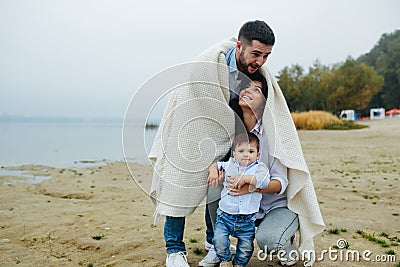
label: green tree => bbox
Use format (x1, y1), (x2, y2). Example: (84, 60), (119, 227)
(328, 58), (383, 113)
(358, 30), (400, 109)
(278, 64), (309, 112)
(305, 61), (332, 110)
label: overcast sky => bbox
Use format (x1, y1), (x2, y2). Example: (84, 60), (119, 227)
(0, 0), (399, 120)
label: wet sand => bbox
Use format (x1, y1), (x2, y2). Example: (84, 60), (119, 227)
(1, 118), (399, 266)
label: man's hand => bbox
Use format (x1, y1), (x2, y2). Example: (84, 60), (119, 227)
(207, 163), (224, 187)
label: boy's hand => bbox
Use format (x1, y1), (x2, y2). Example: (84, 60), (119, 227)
(231, 175), (247, 189)
(227, 175), (257, 194)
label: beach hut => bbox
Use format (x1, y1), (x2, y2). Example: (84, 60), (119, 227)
(340, 110), (358, 121)
(370, 108), (385, 119)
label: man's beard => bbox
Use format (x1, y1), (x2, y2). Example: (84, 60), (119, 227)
(237, 49), (259, 76)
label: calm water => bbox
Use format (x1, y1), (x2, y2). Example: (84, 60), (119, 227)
(0, 121), (157, 167)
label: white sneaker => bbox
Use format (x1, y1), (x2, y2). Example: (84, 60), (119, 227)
(279, 233), (298, 266)
(204, 240), (213, 251)
(166, 252), (190, 267)
(229, 244), (236, 255)
(204, 241), (236, 255)
(198, 246), (220, 267)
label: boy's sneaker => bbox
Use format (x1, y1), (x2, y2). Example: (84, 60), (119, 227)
(198, 246), (220, 267)
(219, 261), (233, 267)
(166, 252), (190, 267)
(279, 233), (298, 266)
(229, 244), (236, 255)
(204, 241), (236, 255)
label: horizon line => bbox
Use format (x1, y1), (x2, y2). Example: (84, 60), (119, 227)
(0, 115), (162, 124)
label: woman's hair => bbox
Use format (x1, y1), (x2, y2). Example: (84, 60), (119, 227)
(246, 71), (268, 101)
(228, 71), (267, 160)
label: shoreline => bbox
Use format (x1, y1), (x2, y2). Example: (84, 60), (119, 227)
(1, 118), (399, 266)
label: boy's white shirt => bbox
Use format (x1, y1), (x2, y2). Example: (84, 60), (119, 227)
(217, 157), (270, 215)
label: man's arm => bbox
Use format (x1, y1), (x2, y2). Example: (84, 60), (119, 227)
(229, 178), (281, 195)
(207, 163), (225, 187)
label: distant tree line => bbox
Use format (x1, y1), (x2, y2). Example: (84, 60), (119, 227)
(358, 30), (400, 111)
(278, 29), (400, 117)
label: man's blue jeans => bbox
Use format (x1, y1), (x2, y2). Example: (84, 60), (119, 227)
(205, 204), (214, 245)
(164, 216), (186, 254)
(213, 209), (256, 266)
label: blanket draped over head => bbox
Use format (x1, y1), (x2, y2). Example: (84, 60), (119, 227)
(149, 38), (325, 257)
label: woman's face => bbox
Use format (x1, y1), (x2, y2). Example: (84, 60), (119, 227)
(238, 80), (266, 115)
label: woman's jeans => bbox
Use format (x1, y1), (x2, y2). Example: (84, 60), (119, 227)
(213, 209), (256, 266)
(255, 207), (299, 253)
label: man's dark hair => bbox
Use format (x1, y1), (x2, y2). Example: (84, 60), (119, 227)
(232, 132), (260, 152)
(238, 20), (275, 46)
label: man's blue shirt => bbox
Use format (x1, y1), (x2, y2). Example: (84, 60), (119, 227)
(226, 47), (240, 100)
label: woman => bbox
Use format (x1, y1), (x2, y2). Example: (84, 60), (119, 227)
(201, 71), (300, 267)
(237, 72), (299, 265)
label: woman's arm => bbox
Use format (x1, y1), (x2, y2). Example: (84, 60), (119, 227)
(227, 158), (287, 196)
(256, 179), (281, 194)
(228, 178), (281, 196)
(230, 175), (257, 192)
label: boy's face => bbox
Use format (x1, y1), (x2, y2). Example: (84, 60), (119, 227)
(232, 141), (259, 167)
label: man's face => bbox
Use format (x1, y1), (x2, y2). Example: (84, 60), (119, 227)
(236, 40), (273, 75)
(233, 141), (260, 167)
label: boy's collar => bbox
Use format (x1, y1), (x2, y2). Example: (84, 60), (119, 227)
(232, 158), (259, 168)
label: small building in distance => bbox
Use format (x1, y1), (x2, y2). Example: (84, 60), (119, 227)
(340, 110), (358, 121)
(370, 108), (385, 119)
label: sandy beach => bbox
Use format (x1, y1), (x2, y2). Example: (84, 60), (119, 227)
(1, 118), (399, 266)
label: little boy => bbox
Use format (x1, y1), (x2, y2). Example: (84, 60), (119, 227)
(207, 132), (270, 267)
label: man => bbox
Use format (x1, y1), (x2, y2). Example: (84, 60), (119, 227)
(149, 20), (277, 267)
(226, 20), (274, 99)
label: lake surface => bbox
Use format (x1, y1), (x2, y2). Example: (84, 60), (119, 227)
(0, 121), (157, 167)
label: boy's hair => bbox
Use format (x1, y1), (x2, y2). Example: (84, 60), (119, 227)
(232, 132), (260, 152)
(238, 20), (275, 47)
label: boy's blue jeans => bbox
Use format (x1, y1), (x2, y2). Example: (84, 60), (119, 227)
(213, 208), (256, 266)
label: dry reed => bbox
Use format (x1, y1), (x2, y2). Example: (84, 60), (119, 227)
(291, 110), (343, 130)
